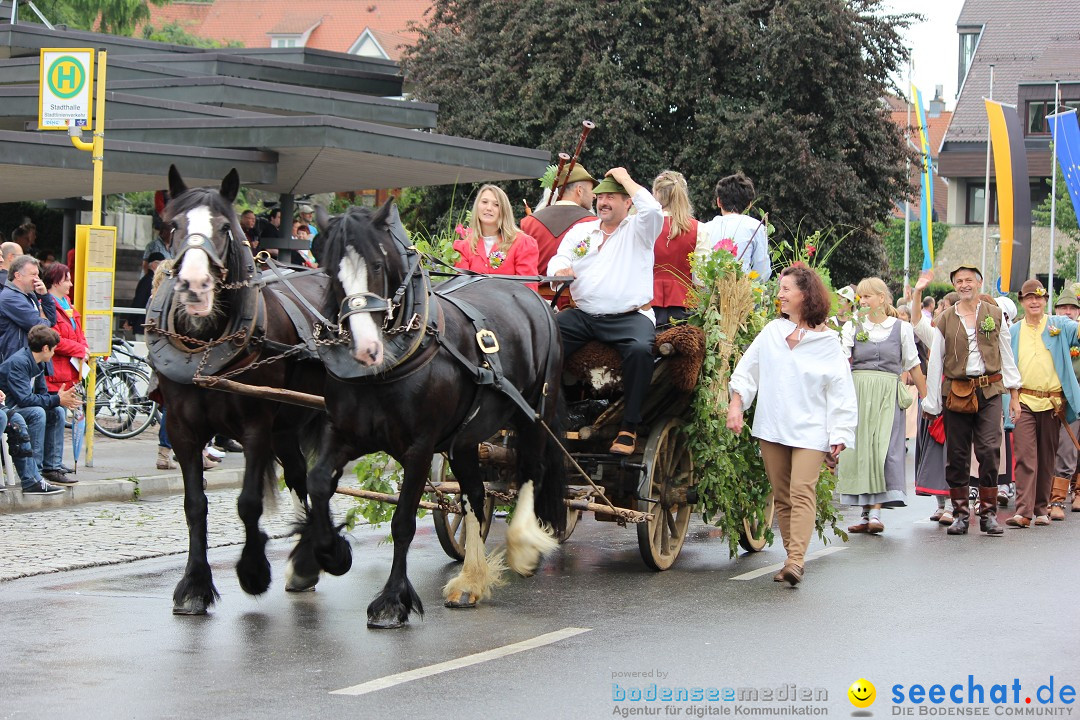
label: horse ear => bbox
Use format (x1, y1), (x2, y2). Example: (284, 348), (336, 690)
(168, 165), (187, 199)
(372, 197), (394, 227)
(314, 205), (331, 231)
(220, 169), (240, 203)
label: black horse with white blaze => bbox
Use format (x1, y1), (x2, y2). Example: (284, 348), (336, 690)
(150, 167), (330, 614)
(300, 201), (567, 628)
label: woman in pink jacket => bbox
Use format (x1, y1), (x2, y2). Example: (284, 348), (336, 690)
(454, 184), (539, 290)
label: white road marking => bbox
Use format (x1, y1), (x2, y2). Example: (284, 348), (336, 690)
(330, 626), (591, 696)
(730, 546), (848, 581)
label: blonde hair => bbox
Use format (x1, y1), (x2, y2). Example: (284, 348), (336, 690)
(469, 184), (520, 254)
(856, 277), (898, 318)
(652, 170), (694, 241)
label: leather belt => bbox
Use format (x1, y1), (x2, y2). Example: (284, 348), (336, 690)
(952, 372), (1002, 388)
(1020, 387), (1064, 398)
(593, 303), (651, 318)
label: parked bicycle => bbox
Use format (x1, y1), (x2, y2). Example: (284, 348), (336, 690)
(88, 337), (159, 439)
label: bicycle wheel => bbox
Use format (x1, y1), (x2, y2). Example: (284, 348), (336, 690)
(93, 365), (158, 439)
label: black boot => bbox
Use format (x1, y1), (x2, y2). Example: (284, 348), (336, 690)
(978, 486), (1004, 535)
(947, 486), (970, 535)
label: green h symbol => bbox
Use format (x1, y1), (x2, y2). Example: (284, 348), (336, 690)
(55, 63), (78, 91)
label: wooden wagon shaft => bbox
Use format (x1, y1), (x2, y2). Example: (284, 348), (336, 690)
(336, 486), (460, 512)
(337, 486), (650, 523)
(427, 481), (596, 498)
(193, 376), (327, 410)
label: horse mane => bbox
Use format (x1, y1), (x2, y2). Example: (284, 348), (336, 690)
(320, 203), (399, 321)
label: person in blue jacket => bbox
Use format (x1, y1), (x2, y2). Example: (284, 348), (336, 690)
(0, 255), (56, 363)
(0, 325), (82, 489)
(1007, 279), (1080, 528)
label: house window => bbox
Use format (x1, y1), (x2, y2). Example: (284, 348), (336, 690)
(958, 31), (980, 91)
(271, 36), (300, 48)
(966, 183), (997, 225)
(1027, 100), (1080, 135)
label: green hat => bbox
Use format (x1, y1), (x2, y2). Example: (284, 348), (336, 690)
(593, 175), (628, 195)
(1055, 293), (1080, 309)
(558, 163), (597, 187)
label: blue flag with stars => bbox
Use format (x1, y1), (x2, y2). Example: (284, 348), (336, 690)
(1049, 109), (1080, 229)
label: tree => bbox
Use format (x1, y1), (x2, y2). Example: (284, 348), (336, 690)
(37, 0), (172, 37)
(876, 217), (948, 288)
(142, 21), (242, 48)
(403, 0), (917, 285)
(1034, 163), (1080, 282)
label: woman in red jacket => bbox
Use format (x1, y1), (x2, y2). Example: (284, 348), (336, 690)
(454, 184), (539, 290)
(651, 171), (707, 328)
(43, 263), (89, 392)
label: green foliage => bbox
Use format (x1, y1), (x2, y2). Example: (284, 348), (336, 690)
(403, 0), (916, 287)
(875, 217), (949, 286)
(923, 282), (956, 302)
(687, 243), (846, 555)
(397, 186), (470, 269)
(38, 0), (171, 36)
(1034, 162), (1080, 281)
(142, 21), (242, 48)
(341, 453), (428, 534)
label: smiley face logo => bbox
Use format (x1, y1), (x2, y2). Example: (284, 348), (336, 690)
(848, 678), (876, 708)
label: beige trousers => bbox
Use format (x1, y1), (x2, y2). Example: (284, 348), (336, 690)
(759, 439), (825, 567)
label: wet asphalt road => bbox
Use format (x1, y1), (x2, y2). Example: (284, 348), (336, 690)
(3, 492), (1078, 720)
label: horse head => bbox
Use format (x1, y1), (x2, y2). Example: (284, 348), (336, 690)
(319, 199), (404, 368)
(164, 165), (244, 324)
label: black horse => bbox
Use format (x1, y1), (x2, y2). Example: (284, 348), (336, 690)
(151, 167), (330, 614)
(299, 202), (567, 628)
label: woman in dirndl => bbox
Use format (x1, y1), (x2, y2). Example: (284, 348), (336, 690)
(837, 277), (926, 533)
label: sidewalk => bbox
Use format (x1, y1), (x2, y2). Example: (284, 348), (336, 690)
(0, 430), (245, 513)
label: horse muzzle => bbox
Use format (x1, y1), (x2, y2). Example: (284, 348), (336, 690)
(353, 339), (384, 367)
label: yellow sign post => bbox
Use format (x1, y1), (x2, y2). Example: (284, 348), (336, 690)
(45, 47), (111, 466)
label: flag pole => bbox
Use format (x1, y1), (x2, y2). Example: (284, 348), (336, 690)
(904, 57), (912, 294)
(981, 64), (994, 289)
(1050, 80), (1060, 302)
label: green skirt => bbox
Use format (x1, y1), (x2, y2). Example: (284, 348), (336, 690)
(837, 369), (907, 507)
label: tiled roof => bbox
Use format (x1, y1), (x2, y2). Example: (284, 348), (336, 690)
(267, 14), (324, 36)
(946, 0), (1080, 145)
(143, 0), (432, 59)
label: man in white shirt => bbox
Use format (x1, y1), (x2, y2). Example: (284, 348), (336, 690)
(548, 167), (664, 455)
(699, 173), (770, 280)
(922, 264), (1021, 536)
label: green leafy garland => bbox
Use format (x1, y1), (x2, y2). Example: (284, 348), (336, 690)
(686, 232), (847, 556)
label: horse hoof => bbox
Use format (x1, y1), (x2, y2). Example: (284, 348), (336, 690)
(444, 591), (476, 609)
(366, 613), (408, 630)
(317, 538), (353, 576)
(172, 597), (208, 616)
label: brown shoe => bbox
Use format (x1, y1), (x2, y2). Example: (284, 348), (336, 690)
(1050, 504), (1066, 521)
(609, 431), (637, 456)
(1005, 515), (1031, 528)
(1073, 492), (1080, 513)
(1050, 476), (1070, 521)
(867, 518), (884, 534)
(1034, 514), (1051, 526)
(938, 509), (954, 525)
(775, 563), (803, 586)
(847, 521), (869, 533)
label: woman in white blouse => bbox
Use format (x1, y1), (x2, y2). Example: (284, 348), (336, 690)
(727, 265), (858, 586)
(837, 277), (926, 534)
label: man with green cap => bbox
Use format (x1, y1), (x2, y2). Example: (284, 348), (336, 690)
(1050, 290), (1080, 518)
(547, 167), (664, 455)
(522, 163), (597, 307)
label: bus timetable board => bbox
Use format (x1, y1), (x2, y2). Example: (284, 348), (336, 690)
(75, 224), (117, 356)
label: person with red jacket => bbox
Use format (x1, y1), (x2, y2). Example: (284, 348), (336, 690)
(42, 263), (89, 394)
(454, 184), (539, 291)
(651, 170), (708, 328)
(521, 164), (597, 307)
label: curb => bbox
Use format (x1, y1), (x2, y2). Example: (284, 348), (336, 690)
(0, 468), (245, 514)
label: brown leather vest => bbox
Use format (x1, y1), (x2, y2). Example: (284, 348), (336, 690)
(939, 302), (1005, 397)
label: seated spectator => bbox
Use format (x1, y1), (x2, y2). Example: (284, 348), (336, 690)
(0, 326), (81, 488)
(698, 173), (771, 280)
(43, 264), (89, 401)
(454, 184), (539, 290)
(0, 390), (48, 494)
(0, 255), (57, 363)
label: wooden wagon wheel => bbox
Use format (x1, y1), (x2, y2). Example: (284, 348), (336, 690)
(429, 454), (495, 562)
(738, 493), (775, 552)
(636, 418), (696, 570)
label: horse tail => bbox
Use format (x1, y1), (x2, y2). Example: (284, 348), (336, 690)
(534, 380), (568, 538)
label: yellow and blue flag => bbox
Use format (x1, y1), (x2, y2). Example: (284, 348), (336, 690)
(1048, 109), (1080, 229)
(985, 99), (1032, 292)
(912, 84), (934, 270)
